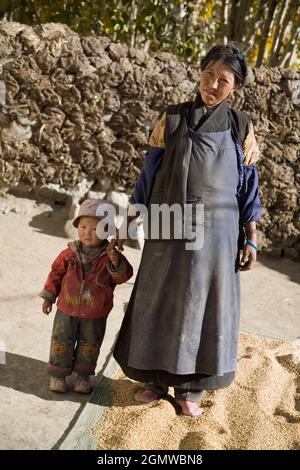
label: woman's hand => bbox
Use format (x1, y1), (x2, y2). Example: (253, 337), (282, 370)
(42, 300), (52, 315)
(240, 222), (257, 271)
(239, 244), (257, 271)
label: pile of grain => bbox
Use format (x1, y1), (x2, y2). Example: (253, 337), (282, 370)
(91, 332), (300, 450)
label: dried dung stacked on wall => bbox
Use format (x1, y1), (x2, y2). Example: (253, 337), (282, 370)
(0, 22), (299, 257)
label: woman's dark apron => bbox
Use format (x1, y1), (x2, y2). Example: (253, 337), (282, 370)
(113, 99), (241, 390)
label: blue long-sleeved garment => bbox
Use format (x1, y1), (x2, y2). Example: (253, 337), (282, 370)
(129, 146), (261, 224)
(130, 147), (165, 206)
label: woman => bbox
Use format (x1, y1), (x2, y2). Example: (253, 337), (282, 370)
(113, 45), (261, 417)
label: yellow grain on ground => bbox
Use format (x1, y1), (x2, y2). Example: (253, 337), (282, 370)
(90, 332), (300, 450)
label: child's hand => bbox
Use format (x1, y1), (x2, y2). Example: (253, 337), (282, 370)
(42, 300), (52, 315)
(108, 230), (126, 252)
(107, 246), (120, 268)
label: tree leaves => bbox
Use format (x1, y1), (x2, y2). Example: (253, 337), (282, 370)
(0, 0), (299, 67)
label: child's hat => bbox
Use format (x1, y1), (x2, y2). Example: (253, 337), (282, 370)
(72, 198), (110, 228)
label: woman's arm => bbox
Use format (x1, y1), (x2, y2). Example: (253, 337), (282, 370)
(113, 145), (165, 251)
(130, 111), (166, 206)
(240, 220), (257, 271)
(238, 166), (261, 271)
(239, 120), (261, 271)
(130, 147), (165, 207)
(245, 221), (257, 240)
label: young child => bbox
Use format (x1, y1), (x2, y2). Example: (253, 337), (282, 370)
(40, 198), (133, 394)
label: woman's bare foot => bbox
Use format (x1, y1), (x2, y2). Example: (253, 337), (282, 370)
(135, 389), (159, 404)
(175, 399), (204, 417)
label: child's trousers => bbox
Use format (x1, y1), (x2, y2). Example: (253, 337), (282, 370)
(48, 311), (107, 378)
(146, 383), (206, 402)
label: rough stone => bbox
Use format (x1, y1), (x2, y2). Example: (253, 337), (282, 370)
(0, 22), (298, 257)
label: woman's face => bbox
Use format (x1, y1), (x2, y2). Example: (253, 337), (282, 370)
(199, 59), (237, 107)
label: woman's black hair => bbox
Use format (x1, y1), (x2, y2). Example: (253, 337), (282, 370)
(200, 44), (248, 87)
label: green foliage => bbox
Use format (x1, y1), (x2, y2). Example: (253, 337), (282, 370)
(0, 0), (299, 67)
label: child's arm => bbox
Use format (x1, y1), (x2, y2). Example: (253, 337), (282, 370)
(39, 249), (71, 313)
(106, 247), (133, 285)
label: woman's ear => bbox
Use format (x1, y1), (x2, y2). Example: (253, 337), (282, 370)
(229, 83), (241, 99)
(228, 85), (239, 100)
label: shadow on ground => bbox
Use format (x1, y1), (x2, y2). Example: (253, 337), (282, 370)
(258, 253), (300, 285)
(29, 203), (70, 239)
(0, 352), (91, 403)
(88, 373), (185, 418)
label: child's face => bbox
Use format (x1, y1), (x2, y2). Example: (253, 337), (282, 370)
(78, 216), (103, 247)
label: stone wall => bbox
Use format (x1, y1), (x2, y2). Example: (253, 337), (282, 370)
(0, 22), (299, 258)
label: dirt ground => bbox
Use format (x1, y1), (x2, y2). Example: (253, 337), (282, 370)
(0, 196), (299, 449)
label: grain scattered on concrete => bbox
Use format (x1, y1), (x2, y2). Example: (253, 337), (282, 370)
(90, 333), (300, 450)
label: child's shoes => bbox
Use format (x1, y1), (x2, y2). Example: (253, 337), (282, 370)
(74, 375), (91, 394)
(49, 376), (66, 393)
(175, 400), (204, 417)
(135, 389), (159, 404)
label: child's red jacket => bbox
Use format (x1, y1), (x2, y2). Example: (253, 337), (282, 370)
(40, 240), (133, 319)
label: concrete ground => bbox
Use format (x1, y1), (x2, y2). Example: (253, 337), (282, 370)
(0, 197), (299, 449)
